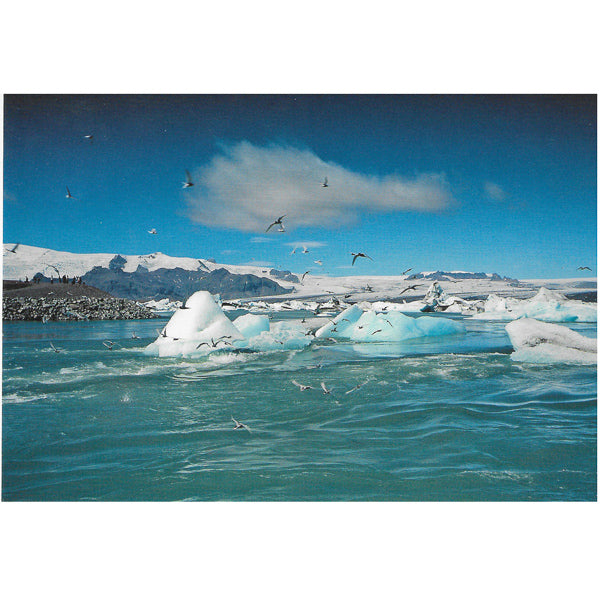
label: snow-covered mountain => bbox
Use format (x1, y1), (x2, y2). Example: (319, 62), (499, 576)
(3, 243), (596, 302)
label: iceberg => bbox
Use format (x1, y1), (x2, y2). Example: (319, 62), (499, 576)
(471, 288), (597, 323)
(505, 318), (597, 364)
(144, 291), (311, 357)
(314, 304), (465, 342)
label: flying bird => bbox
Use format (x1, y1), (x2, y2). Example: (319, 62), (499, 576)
(345, 380), (370, 395)
(577, 266), (592, 271)
(301, 271), (310, 282)
(399, 284), (420, 295)
(232, 417), (251, 433)
(371, 329), (382, 335)
(103, 340), (120, 350)
(148, 228), (157, 235)
(7, 243), (19, 254)
(65, 186), (76, 200)
(49, 342), (61, 353)
(131, 332), (139, 339)
(321, 382), (333, 395)
(196, 336), (233, 349)
(321, 177), (329, 188)
(83, 134), (94, 143)
(314, 260), (323, 266)
(266, 215), (286, 233)
(364, 284), (373, 292)
(402, 268), (413, 276)
(302, 246), (309, 254)
(292, 380), (313, 391)
(351, 252), (373, 266)
(182, 170), (194, 188)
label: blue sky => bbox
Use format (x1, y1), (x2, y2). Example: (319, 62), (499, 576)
(3, 94), (596, 278)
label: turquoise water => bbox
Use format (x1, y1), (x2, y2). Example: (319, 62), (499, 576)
(2, 313), (597, 501)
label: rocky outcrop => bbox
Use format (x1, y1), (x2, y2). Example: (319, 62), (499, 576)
(3, 296), (158, 321)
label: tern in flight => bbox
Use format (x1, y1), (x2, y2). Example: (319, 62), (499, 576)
(65, 186), (76, 200)
(351, 252), (373, 266)
(320, 382), (333, 394)
(196, 336), (232, 350)
(83, 134), (94, 143)
(399, 284), (420, 295)
(103, 340), (120, 350)
(321, 177), (329, 188)
(402, 268), (413, 276)
(232, 417), (251, 433)
(131, 332), (139, 339)
(182, 170), (194, 188)
(6, 243), (20, 254)
(292, 380), (313, 391)
(371, 329), (382, 335)
(314, 260), (323, 266)
(148, 228), (157, 235)
(302, 246), (309, 254)
(345, 380), (370, 395)
(266, 215), (286, 232)
(301, 271), (310, 282)
(49, 342), (61, 353)
(577, 266), (592, 271)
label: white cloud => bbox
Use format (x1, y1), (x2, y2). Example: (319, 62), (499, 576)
(484, 182), (507, 202)
(185, 141), (454, 232)
(284, 241), (327, 248)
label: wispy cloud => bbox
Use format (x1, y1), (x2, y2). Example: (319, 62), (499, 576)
(250, 236), (275, 244)
(186, 142), (454, 232)
(284, 241), (327, 248)
(484, 182), (507, 202)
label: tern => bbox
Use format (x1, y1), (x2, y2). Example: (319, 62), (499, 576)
(302, 246), (309, 254)
(196, 336), (232, 349)
(577, 266), (592, 271)
(131, 332), (139, 339)
(321, 177), (329, 188)
(156, 328), (168, 338)
(83, 134), (94, 143)
(402, 268), (413, 276)
(400, 284), (419, 295)
(314, 260), (323, 266)
(49, 342), (61, 353)
(7, 243), (20, 254)
(292, 380), (313, 391)
(320, 382), (333, 394)
(384, 319), (393, 327)
(301, 271), (310, 282)
(232, 417), (251, 433)
(148, 228), (157, 235)
(266, 215), (286, 233)
(345, 380), (370, 395)
(65, 186), (76, 200)
(182, 170), (194, 188)
(103, 340), (120, 350)
(351, 252), (373, 266)
(364, 284), (373, 292)
(371, 329), (382, 335)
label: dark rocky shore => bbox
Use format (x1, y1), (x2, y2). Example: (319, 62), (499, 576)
(2, 281), (157, 321)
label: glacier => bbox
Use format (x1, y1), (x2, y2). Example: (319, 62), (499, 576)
(505, 318), (597, 364)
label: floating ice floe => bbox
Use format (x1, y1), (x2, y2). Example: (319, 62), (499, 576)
(143, 298), (182, 314)
(144, 291), (312, 357)
(314, 304), (466, 342)
(471, 288), (597, 323)
(505, 318), (597, 364)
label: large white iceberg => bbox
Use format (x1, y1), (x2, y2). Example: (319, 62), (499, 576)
(471, 288), (597, 323)
(314, 304), (466, 342)
(505, 318), (597, 364)
(144, 291), (311, 357)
